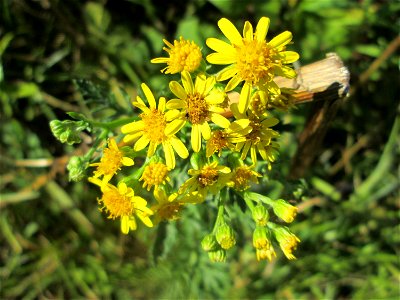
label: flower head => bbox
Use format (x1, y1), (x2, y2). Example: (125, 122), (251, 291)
(90, 139), (134, 185)
(206, 17), (299, 112)
(206, 119), (251, 157)
(274, 226), (301, 260)
(121, 83), (189, 169)
(215, 223), (236, 250)
(89, 178), (153, 234)
(151, 189), (184, 224)
(139, 162), (170, 191)
(179, 161), (231, 201)
(168, 71), (231, 152)
(229, 165), (261, 191)
(231, 103), (280, 167)
(151, 37), (202, 74)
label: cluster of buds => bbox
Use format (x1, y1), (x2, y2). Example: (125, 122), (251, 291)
(51, 16), (301, 262)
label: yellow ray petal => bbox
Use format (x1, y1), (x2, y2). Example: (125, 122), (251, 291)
(210, 113), (230, 129)
(150, 57), (169, 64)
(165, 109), (181, 121)
(141, 83), (156, 109)
(181, 71), (194, 95)
(229, 119), (251, 131)
(191, 124), (202, 152)
(194, 73), (207, 95)
(204, 76), (216, 95)
(225, 74), (242, 92)
(166, 99), (185, 110)
(122, 157), (134, 166)
(275, 65), (297, 79)
(169, 81), (187, 100)
(261, 117), (279, 127)
(147, 141), (157, 157)
(255, 17), (270, 41)
(165, 119), (186, 135)
(200, 121), (211, 140)
(250, 146), (257, 164)
(238, 82), (251, 114)
(163, 142), (176, 169)
(280, 51), (300, 64)
(206, 53), (236, 65)
(137, 213), (153, 228)
(121, 121), (144, 134)
(268, 31), (292, 49)
(170, 136), (189, 158)
(158, 97), (166, 112)
(123, 131), (142, 143)
(218, 18), (243, 45)
(241, 141), (251, 160)
(134, 135), (150, 151)
(243, 21), (253, 40)
(216, 65), (238, 82)
(206, 38), (236, 55)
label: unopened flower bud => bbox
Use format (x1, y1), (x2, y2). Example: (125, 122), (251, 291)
(215, 223), (236, 250)
(201, 234), (218, 252)
(252, 203), (269, 226)
(273, 225), (301, 260)
(272, 199), (298, 223)
(208, 248), (226, 262)
(252, 226), (271, 250)
(67, 156), (88, 182)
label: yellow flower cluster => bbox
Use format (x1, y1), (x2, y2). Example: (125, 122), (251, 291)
(87, 16), (301, 262)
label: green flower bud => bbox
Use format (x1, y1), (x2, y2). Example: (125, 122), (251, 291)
(252, 203), (269, 226)
(252, 226), (271, 250)
(273, 225), (301, 260)
(215, 223), (236, 250)
(67, 156), (89, 182)
(201, 234), (218, 252)
(208, 248), (226, 263)
(50, 119), (90, 145)
(272, 199), (298, 223)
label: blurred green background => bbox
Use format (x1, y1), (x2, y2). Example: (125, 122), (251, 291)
(1, 0), (399, 299)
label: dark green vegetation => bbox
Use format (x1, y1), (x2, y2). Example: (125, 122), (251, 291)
(1, 0), (399, 299)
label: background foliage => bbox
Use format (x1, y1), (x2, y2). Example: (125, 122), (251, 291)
(1, 0), (399, 299)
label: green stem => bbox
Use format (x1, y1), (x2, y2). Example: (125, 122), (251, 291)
(212, 189), (227, 233)
(84, 129), (109, 161)
(241, 191), (256, 213)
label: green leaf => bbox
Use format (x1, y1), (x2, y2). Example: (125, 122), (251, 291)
(311, 177), (341, 201)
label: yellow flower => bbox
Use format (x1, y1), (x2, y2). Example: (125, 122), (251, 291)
(167, 71), (231, 152)
(268, 87), (297, 111)
(88, 178), (153, 234)
(274, 226), (301, 260)
(205, 119), (251, 157)
(139, 162), (170, 191)
(272, 199), (298, 223)
(231, 103), (280, 167)
(229, 165), (261, 191)
(151, 189), (184, 224)
(121, 83), (188, 169)
(151, 37), (202, 74)
(256, 246), (276, 262)
(206, 17), (299, 113)
(90, 138), (134, 185)
(179, 161), (231, 201)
